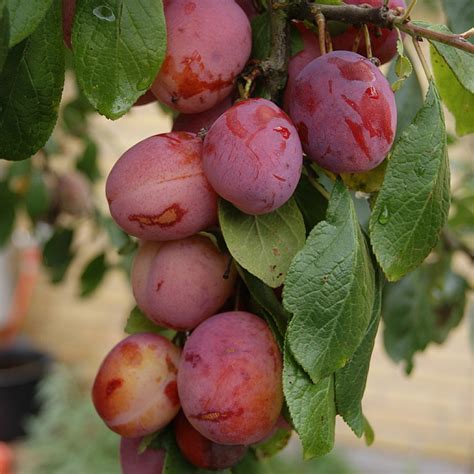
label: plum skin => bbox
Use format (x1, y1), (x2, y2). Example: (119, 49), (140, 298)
(172, 96), (233, 134)
(289, 51), (397, 174)
(92, 333), (181, 438)
(106, 132), (218, 241)
(151, 0), (251, 113)
(283, 23), (321, 112)
(331, 0), (407, 65)
(132, 235), (237, 331)
(120, 437), (165, 474)
(178, 311), (283, 445)
(174, 412), (247, 469)
(203, 98), (303, 215)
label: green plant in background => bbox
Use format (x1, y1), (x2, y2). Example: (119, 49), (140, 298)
(0, 0), (473, 472)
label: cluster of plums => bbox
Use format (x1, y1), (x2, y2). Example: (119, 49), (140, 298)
(88, 0), (404, 471)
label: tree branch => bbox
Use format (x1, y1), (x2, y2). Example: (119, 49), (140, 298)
(288, 2), (474, 55)
(261, 0), (290, 101)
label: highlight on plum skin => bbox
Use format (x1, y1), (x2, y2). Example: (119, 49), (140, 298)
(331, 0), (407, 65)
(151, 0), (252, 114)
(202, 98), (303, 215)
(92, 333), (181, 438)
(174, 412), (247, 470)
(105, 132), (218, 242)
(172, 96), (233, 134)
(120, 437), (165, 474)
(283, 23), (321, 112)
(132, 235), (237, 331)
(289, 51), (397, 174)
(178, 311), (283, 446)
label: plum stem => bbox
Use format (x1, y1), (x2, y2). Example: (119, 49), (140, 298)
(315, 8), (327, 55)
(362, 24), (373, 59)
(325, 30), (334, 53)
(412, 36), (433, 82)
(289, 2), (474, 54)
(401, 0), (417, 22)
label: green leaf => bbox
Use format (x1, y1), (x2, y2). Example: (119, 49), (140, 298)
(0, 181), (17, 247)
(0, 0), (9, 72)
(334, 267), (383, 438)
(251, 13), (270, 61)
(413, 22), (474, 94)
(238, 267), (289, 347)
(42, 227), (74, 283)
(76, 139), (101, 182)
(73, 0), (167, 119)
(383, 259), (468, 373)
(441, 0), (474, 44)
(25, 169), (50, 219)
(80, 253), (108, 297)
(293, 174), (328, 233)
(284, 180), (375, 381)
(387, 60), (423, 138)
(252, 428), (291, 459)
(124, 305), (176, 339)
(283, 344), (335, 460)
(369, 82), (450, 282)
(391, 53), (413, 92)
(289, 22), (304, 56)
(431, 46), (474, 136)
(7, 0), (53, 47)
(0, 0), (64, 161)
(219, 198), (305, 288)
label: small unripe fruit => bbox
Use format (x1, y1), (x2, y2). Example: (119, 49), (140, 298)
(57, 172), (93, 216)
(152, 0), (251, 113)
(106, 132), (218, 241)
(290, 51), (397, 173)
(132, 236), (236, 331)
(203, 98), (303, 215)
(178, 311), (283, 445)
(92, 333), (181, 437)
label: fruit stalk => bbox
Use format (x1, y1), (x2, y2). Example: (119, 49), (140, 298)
(289, 2), (474, 54)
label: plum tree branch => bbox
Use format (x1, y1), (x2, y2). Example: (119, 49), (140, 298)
(261, 0), (291, 101)
(288, 2), (474, 55)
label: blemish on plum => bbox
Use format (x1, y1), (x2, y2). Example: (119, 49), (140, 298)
(192, 407), (244, 422)
(129, 204), (187, 228)
(272, 174), (286, 182)
(164, 381), (180, 406)
(166, 355), (178, 374)
(156, 280), (164, 292)
(120, 342), (143, 366)
(365, 86), (379, 99)
(273, 127), (290, 139)
(185, 352), (202, 368)
(225, 109), (247, 139)
(184, 2), (196, 14)
(106, 378), (123, 397)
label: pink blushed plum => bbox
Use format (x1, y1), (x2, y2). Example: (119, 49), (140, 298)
(332, 0), (407, 65)
(120, 437), (165, 474)
(283, 23), (321, 112)
(106, 132), (218, 241)
(132, 235), (236, 331)
(203, 98), (303, 215)
(178, 311), (283, 445)
(92, 333), (181, 437)
(151, 0), (251, 113)
(174, 412), (247, 469)
(289, 51), (397, 173)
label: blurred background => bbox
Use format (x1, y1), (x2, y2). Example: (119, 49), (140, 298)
(0, 0), (472, 473)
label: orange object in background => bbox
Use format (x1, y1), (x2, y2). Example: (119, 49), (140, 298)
(0, 245), (40, 348)
(0, 442), (14, 474)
